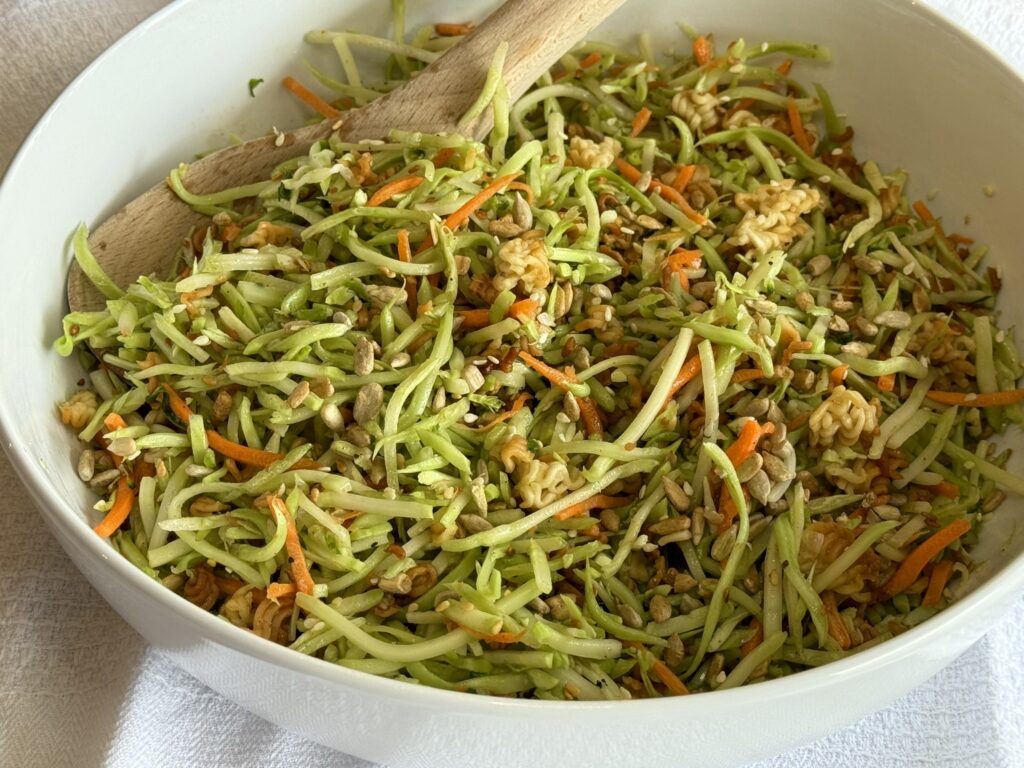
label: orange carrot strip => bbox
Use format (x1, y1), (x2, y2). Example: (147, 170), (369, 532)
(877, 373), (896, 392)
(518, 352), (602, 435)
(102, 412), (129, 467)
(692, 35), (713, 66)
(206, 431), (320, 471)
(933, 480), (961, 499)
(883, 518), (971, 597)
(396, 228), (417, 315)
(912, 200), (936, 226)
(787, 97), (813, 155)
(507, 181), (535, 205)
(614, 159), (708, 224)
(443, 172), (522, 232)
(366, 175), (424, 207)
(926, 389), (1024, 407)
(630, 107), (653, 137)
(507, 298), (540, 322)
(282, 76), (340, 120)
(162, 384), (319, 470)
(731, 368), (764, 385)
(663, 355), (703, 405)
(651, 659), (690, 696)
(717, 486), (750, 536)
(922, 560), (955, 608)
(578, 51), (602, 70)
(93, 474), (135, 538)
(434, 22), (474, 36)
(726, 419), (774, 468)
(272, 497), (315, 596)
(670, 164), (697, 193)
(455, 308), (492, 329)
(830, 363), (849, 388)
(474, 392), (532, 431)
(460, 627), (527, 644)
(518, 351), (576, 390)
(266, 582), (298, 603)
(554, 494), (629, 521)
(103, 412), (128, 432)
(740, 618), (764, 657)
(776, 58), (793, 75)
(432, 147), (457, 167)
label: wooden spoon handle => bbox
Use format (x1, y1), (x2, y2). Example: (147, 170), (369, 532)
(69, 0), (626, 312)
(341, 0), (627, 139)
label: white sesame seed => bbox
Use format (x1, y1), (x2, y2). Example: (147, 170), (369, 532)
(463, 413), (479, 424)
(830, 148), (843, 156)
(818, 175), (831, 183)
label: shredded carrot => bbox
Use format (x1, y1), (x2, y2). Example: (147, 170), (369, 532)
(731, 368), (764, 385)
(912, 200), (936, 226)
(103, 412), (127, 432)
(163, 383), (319, 470)
(272, 497), (315, 595)
(670, 164), (697, 193)
(554, 494), (629, 521)
(93, 474), (135, 538)
(460, 627), (527, 644)
(877, 373), (896, 392)
(366, 175), (424, 207)
(883, 518), (971, 597)
(726, 419), (774, 468)
(475, 392), (532, 431)
(933, 480), (961, 499)
(948, 233), (974, 246)
(507, 180), (535, 205)
(829, 363), (849, 388)
(630, 106), (653, 137)
(443, 172), (522, 232)
(926, 389), (1024, 407)
(786, 411), (810, 432)
(518, 351), (576, 390)
(922, 560), (955, 608)
(781, 339), (812, 366)
(432, 147), (457, 167)
(206, 431), (320, 470)
(507, 298), (540, 322)
(266, 582), (299, 603)
(718, 420), (774, 533)
(455, 308), (492, 329)
(396, 228), (416, 315)
(776, 58), (793, 75)
(434, 21), (474, 36)
(282, 76), (340, 120)
(692, 35), (713, 66)
(578, 51), (602, 70)
(663, 354), (703, 406)
(740, 618), (764, 657)
(518, 352), (602, 435)
(103, 412), (129, 467)
(786, 97), (813, 155)
(821, 591), (852, 649)
(651, 658), (690, 695)
(614, 158), (708, 225)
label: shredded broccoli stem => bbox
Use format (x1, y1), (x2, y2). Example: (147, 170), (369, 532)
(58, 18), (1021, 700)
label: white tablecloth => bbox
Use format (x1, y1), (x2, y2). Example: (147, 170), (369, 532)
(2, 1), (1022, 766)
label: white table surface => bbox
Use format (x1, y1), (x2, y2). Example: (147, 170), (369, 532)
(2, 1), (1023, 766)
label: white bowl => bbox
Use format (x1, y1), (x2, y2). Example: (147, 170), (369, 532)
(2, 1), (1022, 765)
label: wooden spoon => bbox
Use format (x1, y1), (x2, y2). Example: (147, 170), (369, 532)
(68, 0), (626, 312)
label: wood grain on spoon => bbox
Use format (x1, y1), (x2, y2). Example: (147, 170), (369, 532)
(68, 0), (626, 312)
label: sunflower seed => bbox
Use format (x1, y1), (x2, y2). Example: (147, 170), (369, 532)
(616, 601), (644, 629)
(739, 397), (770, 418)
(321, 402), (345, 432)
(748, 469), (772, 504)
(310, 376), (334, 398)
(662, 476), (691, 512)
(736, 453), (764, 483)
(463, 364), (485, 393)
(648, 516), (690, 536)
(761, 451), (794, 482)
(807, 254), (832, 277)
(353, 382), (384, 424)
(649, 594), (672, 623)
(460, 513), (493, 533)
(874, 310), (912, 329)
(794, 291), (816, 311)
(354, 336), (375, 376)
(77, 449), (96, 482)
(852, 254), (884, 274)
(512, 192), (533, 230)
(287, 381), (311, 409)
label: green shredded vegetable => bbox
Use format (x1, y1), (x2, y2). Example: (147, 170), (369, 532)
(55, 13), (1022, 701)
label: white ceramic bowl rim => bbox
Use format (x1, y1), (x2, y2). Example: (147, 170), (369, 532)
(3, 0), (1024, 720)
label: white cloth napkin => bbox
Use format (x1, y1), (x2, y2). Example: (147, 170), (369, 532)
(1, 1), (1022, 766)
